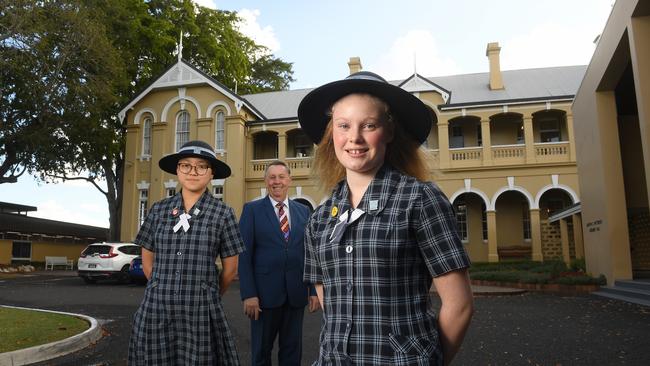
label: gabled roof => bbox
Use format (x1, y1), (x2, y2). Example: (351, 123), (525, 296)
(241, 65), (586, 120)
(397, 73), (451, 102)
(433, 66), (586, 109)
(118, 60), (265, 122)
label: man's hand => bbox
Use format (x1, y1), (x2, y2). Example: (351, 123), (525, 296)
(308, 295), (320, 313)
(243, 297), (262, 320)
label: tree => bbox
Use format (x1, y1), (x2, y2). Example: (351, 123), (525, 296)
(1, 0), (295, 240)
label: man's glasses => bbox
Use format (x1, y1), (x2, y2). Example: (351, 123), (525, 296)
(177, 162), (210, 176)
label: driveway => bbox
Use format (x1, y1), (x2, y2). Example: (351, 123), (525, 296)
(1, 272), (649, 365)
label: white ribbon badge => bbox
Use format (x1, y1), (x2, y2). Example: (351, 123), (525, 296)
(173, 213), (192, 233)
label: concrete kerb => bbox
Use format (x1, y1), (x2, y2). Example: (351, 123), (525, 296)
(0, 305), (103, 366)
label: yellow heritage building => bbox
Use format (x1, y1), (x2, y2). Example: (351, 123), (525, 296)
(119, 43), (585, 265)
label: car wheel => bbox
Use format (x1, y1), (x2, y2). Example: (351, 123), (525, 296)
(119, 264), (131, 284)
(82, 276), (96, 284)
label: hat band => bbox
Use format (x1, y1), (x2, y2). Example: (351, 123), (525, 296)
(178, 146), (217, 159)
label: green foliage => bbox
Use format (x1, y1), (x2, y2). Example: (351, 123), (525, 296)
(0, 307), (88, 353)
(2, 0), (295, 239)
(470, 260), (601, 286)
(569, 258), (586, 272)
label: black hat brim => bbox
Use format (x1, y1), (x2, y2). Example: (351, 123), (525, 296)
(159, 153), (231, 179)
(298, 77), (434, 144)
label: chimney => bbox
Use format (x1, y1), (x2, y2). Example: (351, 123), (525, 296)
(486, 42), (504, 90)
(348, 57), (362, 74)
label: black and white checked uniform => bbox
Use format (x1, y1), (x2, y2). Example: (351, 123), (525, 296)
(304, 165), (470, 366)
(129, 191), (244, 365)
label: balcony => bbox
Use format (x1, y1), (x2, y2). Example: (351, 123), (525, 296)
(248, 157), (313, 179)
(450, 147), (482, 168)
(492, 144), (526, 165)
(534, 142), (571, 163)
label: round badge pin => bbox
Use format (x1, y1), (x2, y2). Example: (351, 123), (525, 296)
(172, 208), (179, 217)
(331, 206), (338, 217)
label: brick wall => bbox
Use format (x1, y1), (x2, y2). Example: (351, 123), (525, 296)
(541, 219), (562, 259)
(629, 209), (650, 271)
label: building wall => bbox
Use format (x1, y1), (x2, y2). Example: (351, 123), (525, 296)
(0, 239), (88, 266)
(573, 0), (650, 284)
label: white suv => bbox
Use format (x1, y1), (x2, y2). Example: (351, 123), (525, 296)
(77, 242), (141, 284)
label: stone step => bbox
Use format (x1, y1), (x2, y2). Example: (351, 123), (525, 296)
(614, 280), (650, 292)
(593, 283), (650, 307)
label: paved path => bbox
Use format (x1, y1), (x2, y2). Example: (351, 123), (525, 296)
(1, 271), (649, 365)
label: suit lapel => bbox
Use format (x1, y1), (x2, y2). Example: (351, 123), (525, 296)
(263, 196), (284, 243)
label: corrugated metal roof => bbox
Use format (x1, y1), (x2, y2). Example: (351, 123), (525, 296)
(243, 65), (586, 120)
(0, 213), (108, 240)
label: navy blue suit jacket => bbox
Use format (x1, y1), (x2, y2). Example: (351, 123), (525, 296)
(238, 196), (314, 308)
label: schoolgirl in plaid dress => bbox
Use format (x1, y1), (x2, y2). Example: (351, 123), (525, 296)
(128, 140), (244, 365)
(298, 72), (474, 365)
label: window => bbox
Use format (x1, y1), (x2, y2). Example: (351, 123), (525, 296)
(481, 203), (488, 241)
(540, 119), (561, 142)
(138, 189), (148, 226)
(12, 241), (31, 260)
(545, 199), (565, 217)
(523, 204), (531, 240)
(167, 188), (176, 198)
(176, 111), (190, 151)
(212, 185), (224, 201)
(215, 111), (225, 151)
(450, 125), (464, 148)
(142, 117), (152, 155)
(454, 199), (468, 242)
(516, 124), (524, 144)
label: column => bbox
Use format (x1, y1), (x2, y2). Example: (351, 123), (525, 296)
(481, 118), (493, 166)
(566, 113), (577, 161)
(523, 114), (535, 163)
(225, 115), (247, 217)
(560, 218), (571, 265)
(573, 213), (584, 259)
(196, 117), (213, 144)
(121, 124), (140, 242)
(150, 122), (168, 203)
(278, 132), (287, 160)
(438, 118), (450, 169)
(487, 211), (499, 262)
(630, 16), (650, 206)
(530, 208), (543, 261)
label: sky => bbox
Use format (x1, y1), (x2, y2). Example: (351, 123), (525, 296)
(0, 0), (615, 228)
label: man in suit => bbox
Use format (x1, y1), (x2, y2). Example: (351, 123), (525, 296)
(238, 160), (320, 366)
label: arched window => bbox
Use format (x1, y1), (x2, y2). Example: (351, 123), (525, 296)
(142, 117), (152, 156)
(215, 111), (225, 151)
(176, 111), (190, 151)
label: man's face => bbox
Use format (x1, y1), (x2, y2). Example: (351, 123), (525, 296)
(265, 164), (292, 201)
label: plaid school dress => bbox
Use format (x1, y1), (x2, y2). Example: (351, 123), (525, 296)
(128, 191), (244, 365)
(304, 165), (471, 366)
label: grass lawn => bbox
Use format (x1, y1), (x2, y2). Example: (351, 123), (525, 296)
(0, 307), (89, 353)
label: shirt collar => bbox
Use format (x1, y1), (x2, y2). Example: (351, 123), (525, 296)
(268, 195), (289, 208)
(330, 164), (400, 217)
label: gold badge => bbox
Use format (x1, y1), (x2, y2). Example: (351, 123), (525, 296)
(331, 206), (338, 217)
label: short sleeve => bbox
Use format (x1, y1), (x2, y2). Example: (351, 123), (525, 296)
(134, 202), (158, 252)
(416, 183), (471, 277)
(303, 216), (323, 284)
(218, 206), (245, 258)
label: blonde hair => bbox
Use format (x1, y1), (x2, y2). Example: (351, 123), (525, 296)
(312, 93), (429, 192)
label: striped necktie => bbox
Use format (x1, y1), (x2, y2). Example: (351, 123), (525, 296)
(276, 202), (290, 242)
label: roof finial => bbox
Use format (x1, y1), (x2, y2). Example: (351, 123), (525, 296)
(177, 30), (183, 62)
(413, 51), (417, 76)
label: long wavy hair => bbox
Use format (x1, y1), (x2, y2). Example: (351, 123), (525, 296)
(312, 93), (429, 192)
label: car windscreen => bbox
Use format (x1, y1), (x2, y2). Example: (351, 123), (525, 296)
(82, 245), (111, 256)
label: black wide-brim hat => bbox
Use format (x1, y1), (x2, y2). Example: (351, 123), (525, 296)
(297, 71), (434, 144)
(159, 140), (231, 179)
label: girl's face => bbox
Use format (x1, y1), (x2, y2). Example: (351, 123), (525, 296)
(176, 157), (212, 193)
(331, 94), (393, 179)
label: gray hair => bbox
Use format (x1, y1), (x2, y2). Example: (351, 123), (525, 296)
(264, 160), (291, 177)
